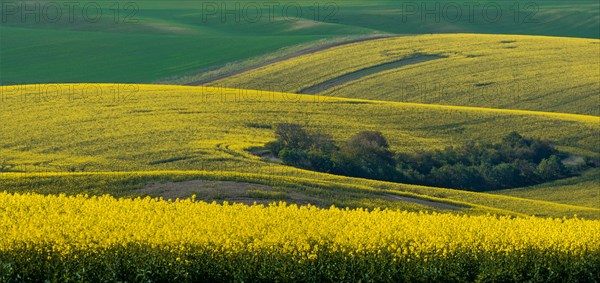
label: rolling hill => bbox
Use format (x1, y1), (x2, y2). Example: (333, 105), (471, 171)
(1, 84), (598, 218)
(1, 1), (598, 84)
(2, 1), (599, 280)
(209, 34), (600, 116)
(491, 168), (599, 209)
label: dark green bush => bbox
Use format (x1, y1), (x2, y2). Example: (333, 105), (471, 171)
(266, 125), (590, 191)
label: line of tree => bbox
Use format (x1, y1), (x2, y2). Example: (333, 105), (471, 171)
(264, 123), (595, 191)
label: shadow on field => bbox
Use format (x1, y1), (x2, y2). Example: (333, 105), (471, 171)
(136, 179), (462, 210)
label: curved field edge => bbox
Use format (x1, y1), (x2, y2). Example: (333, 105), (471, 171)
(209, 34), (600, 116)
(1, 84), (598, 218)
(2, 170), (599, 219)
(491, 168), (600, 209)
(158, 34), (393, 86)
(1, 84), (596, 156)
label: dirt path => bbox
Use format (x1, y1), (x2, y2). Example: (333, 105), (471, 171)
(185, 35), (395, 86)
(136, 179), (462, 211)
(299, 54), (446, 94)
(384, 194), (462, 210)
(137, 179), (321, 206)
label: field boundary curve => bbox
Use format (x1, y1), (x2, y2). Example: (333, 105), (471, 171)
(298, 54), (446, 94)
(185, 35), (397, 86)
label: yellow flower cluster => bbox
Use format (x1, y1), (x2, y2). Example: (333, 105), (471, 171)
(1, 192), (598, 256)
(1, 191), (599, 281)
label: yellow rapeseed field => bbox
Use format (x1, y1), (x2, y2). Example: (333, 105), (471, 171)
(211, 34), (600, 115)
(1, 84), (599, 217)
(2, 84), (596, 173)
(0, 192), (598, 282)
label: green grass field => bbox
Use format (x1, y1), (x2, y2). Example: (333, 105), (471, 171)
(492, 168), (599, 209)
(1, 1), (598, 84)
(0, 26), (330, 84)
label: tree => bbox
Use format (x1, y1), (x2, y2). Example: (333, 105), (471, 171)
(308, 132), (337, 154)
(537, 155), (566, 180)
(263, 126), (576, 192)
(346, 131), (390, 149)
(502, 131), (526, 147)
(273, 123), (311, 150)
(512, 159), (538, 184)
(267, 124), (337, 172)
(529, 139), (557, 163)
(488, 163), (521, 189)
(333, 131), (396, 181)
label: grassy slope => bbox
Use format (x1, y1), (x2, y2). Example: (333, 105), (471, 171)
(0, 26), (329, 84)
(211, 34), (600, 116)
(1, 84), (598, 218)
(1, 1), (598, 84)
(0, 1), (375, 84)
(157, 34), (389, 85)
(491, 168), (599, 209)
(326, 0), (600, 38)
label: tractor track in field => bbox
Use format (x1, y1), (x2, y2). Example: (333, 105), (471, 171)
(298, 54), (447, 94)
(185, 35), (396, 86)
